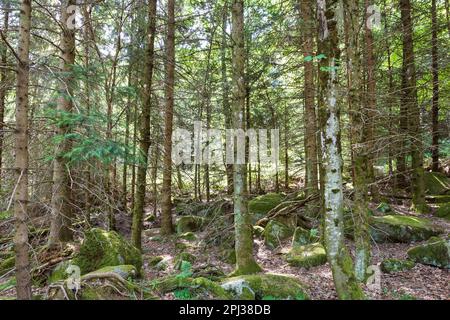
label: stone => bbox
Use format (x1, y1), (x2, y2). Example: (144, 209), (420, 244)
(407, 237), (450, 269)
(285, 243), (327, 268)
(263, 220), (294, 249)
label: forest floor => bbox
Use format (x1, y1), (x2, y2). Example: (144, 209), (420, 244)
(141, 204), (450, 300)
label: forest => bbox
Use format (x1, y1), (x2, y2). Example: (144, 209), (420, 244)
(0, 0), (449, 301)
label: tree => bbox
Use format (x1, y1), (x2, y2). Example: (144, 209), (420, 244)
(231, 0), (262, 276)
(161, 0), (176, 235)
(299, 0), (318, 197)
(317, 0), (364, 299)
(14, 0), (32, 300)
(431, 0), (440, 172)
(48, 0), (77, 247)
(131, 0), (157, 249)
(400, 0), (428, 213)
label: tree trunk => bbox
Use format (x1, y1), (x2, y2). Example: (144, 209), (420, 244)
(317, 0), (364, 299)
(132, 0), (157, 249)
(231, 0), (261, 276)
(299, 0), (318, 197)
(344, 0), (370, 282)
(431, 0), (440, 172)
(14, 0), (32, 300)
(161, 0), (176, 235)
(48, 0), (77, 247)
(400, 0), (428, 213)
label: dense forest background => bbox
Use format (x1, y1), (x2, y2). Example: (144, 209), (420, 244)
(0, 0), (449, 300)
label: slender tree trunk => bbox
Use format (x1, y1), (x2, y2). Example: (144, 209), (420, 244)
(161, 0), (176, 235)
(445, 0), (450, 38)
(14, 0), (32, 300)
(317, 0), (364, 300)
(132, 0), (157, 249)
(284, 109), (289, 190)
(49, 0), (77, 247)
(299, 0), (318, 197)
(222, 2), (234, 195)
(0, 1), (10, 194)
(431, 0), (440, 172)
(231, 0), (261, 276)
(345, 0), (370, 282)
(400, 0), (428, 213)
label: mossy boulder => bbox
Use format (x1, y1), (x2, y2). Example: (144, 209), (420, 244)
(221, 273), (309, 300)
(369, 215), (441, 243)
(48, 260), (74, 283)
(434, 203), (450, 220)
(176, 216), (205, 234)
(147, 256), (164, 267)
(285, 243), (327, 268)
(407, 237), (450, 269)
(424, 172), (450, 195)
(263, 220), (294, 249)
(73, 228), (142, 275)
(292, 227), (316, 247)
(249, 193), (284, 223)
(380, 258), (415, 273)
(83, 265), (138, 280)
(178, 232), (197, 241)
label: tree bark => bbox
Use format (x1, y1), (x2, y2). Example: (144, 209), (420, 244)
(431, 0), (440, 172)
(49, 0), (77, 247)
(161, 0), (176, 235)
(400, 0), (428, 213)
(231, 0), (261, 276)
(132, 0), (157, 249)
(317, 0), (364, 299)
(14, 0), (32, 300)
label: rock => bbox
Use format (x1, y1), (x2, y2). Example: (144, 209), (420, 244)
(48, 260), (74, 283)
(285, 243), (327, 268)
(292, 227), (315, 247)
(174, 252), (196, 270)
(249, 193), (284, 223)
(263, 220), (294, 249)
(407, 237), (450, 269)
(147, 256), (164, 267)
(424, 172), (450, 195)
(434, 203), (450, 220)
(369, 215), (441, 243)
(176, 216), (205, 233)
(155, 259), (169, 271)
(380, 258), (415, 273)
(221, 273), (309, 300)
(178, 232), (197, 241)
(73, 228), (142, 275)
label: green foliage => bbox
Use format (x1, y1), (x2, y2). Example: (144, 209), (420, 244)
(176, 261), (193, 280)
(174, 288), (192, 300)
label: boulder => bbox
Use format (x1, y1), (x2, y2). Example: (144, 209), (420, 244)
(380, 258), (415, 273)
(178, 232), (197, 241)
(82, 265), (138, 280)
(176, 216), (205, 234)
(48, 260), (74, 283)
(263, 220), (294, 249)
(424, 172), (450, 195)
(407, 237), (450, 269)
(221, 273), (309, 300)
(369, 215), (441, 243)
(285, 243), (327, 268)
(73, 228), (142, 275)
(249, 193), (284, 223)
(292, 227), (316, 247)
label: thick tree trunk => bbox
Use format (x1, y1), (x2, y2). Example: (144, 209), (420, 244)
(344, 0), (370, 282)
(48, 0), (77, 247)
(14, 0), (32, 300)
(299, 0), (318, 197)
(400, 0), (428, 213)
(161, 0), (176, 235)
(132, 0), (157, 249)
(431, 0), (440, 172)
(231, 0), (261, 276)
(317, 0), (364, 299)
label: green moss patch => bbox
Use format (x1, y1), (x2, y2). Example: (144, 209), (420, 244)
(407, 237), (450, 269)
(434, 203), (450, 220)
(380, 258), (415, 273)
(285, 242), (327, 268)
(249, 193), (284, 223)
(176, 216), (205, 234)
(263, 220), (294, 249)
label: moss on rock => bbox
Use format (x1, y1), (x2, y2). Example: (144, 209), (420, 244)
(178, 232), (197, 241)
(249, 193), (284, 223)
(147, 256), (164, 267)
(435, 203), (450, 220)
(285, 242), (327, 268)
(263, 220), (294, 249)
(380, 258), (415, 273)
(73, 228), (142, 275)
(407, 237), (450, 269)
(292, 227), (314, 247)
(82, 265), (138, 280)
(48, 260), (74, 283)
(221, 273), (309, 300)
(369, 215), (441, 243)
(176, 216), (205, 234)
